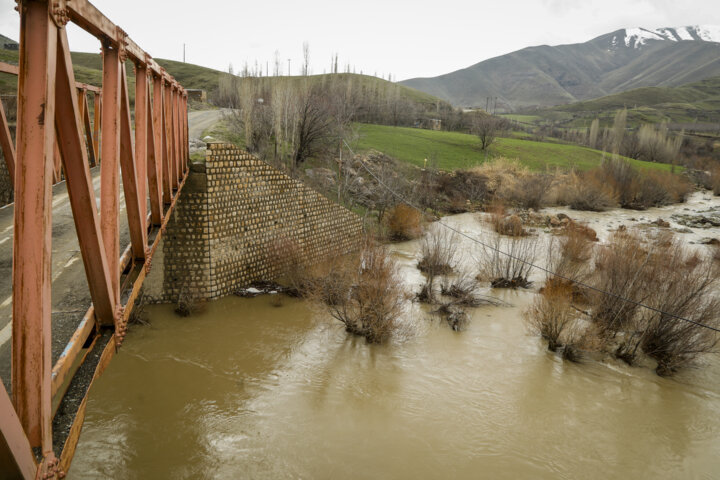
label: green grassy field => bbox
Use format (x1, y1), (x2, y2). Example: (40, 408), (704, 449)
(352, 124), (678, 172)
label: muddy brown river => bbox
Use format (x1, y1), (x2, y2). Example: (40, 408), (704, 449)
(70, 193), (720, 479)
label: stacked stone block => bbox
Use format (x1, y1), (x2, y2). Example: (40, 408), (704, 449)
(157, 143), (363, 302)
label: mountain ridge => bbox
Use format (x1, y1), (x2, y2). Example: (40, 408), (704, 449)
(400, 25), (720, 111)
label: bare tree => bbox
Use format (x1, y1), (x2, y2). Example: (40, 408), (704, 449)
(471, 113), (507, 150)
(293, 82), (336, 165)
(302, 41), (310, 76)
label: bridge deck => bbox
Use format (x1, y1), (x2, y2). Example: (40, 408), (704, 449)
(0, 167), (130, 397)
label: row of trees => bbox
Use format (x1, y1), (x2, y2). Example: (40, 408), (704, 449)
(216, 73), (452, 168)
(558, 109), (683, 164)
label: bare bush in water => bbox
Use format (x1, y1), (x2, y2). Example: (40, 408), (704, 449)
(324, 241), (406, 343)
(417, 225), (459, 275)
(488, 205), (526, 237)
(587, 231), (720, 374)
(588, 230), (651, 337)
(268, 237), (308, 296)
(386, 203), (423, 241)
(175, 285), (207, 317)
(525, 283), (580, 354)
(544, 223), (596, 299)
(631, 238), (719, 375)
(476, 232), (538, 288)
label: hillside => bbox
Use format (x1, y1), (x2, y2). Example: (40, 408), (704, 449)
(0, 34), (17, 47)
(400, 25), (720, 111)
(510, 76), (720, 129)
(0, 42), (445, 110)
(352, 123), (676, 172)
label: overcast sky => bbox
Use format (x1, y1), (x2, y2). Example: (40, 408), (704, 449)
(1, 0), (719, 80)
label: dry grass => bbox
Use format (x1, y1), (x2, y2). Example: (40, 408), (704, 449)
(470, 157), (529, 194)
(386, 203), (423, 241)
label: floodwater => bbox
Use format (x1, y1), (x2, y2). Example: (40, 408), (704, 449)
(70, 193), (720, 479)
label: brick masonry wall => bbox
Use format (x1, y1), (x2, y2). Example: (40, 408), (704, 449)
(149, 143), (363, 303)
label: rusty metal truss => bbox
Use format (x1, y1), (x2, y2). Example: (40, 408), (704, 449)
(0, 1), (189, 478)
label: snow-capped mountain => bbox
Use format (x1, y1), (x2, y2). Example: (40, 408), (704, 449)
(619, 25), (720, 48)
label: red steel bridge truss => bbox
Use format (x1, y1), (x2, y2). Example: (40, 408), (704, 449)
(0, 0), (190, 477)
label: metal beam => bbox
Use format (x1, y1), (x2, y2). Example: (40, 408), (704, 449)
(134, 65), (149, 233)
(119, 65), (147, 260)
(0, 98), (15, 181)
(0, 381), (36, 480)
(147, 75), (162, 225)
(12, 0), (56, 451)
(55, 27), (117, 327)
(99, 43), (121, 314)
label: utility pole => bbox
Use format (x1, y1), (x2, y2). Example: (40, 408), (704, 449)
(183, 43), (186, 63)
(288, 58), (291, 76)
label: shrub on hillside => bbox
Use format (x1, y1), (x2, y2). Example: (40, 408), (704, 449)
(386, 203), (422, 241)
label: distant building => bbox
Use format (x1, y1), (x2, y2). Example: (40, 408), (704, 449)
(3, 43), (18, 51)
(186, 89), (206, 103)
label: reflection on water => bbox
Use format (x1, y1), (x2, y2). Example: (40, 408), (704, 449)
(71, 198), (720, 479)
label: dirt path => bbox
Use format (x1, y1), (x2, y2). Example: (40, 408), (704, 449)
(188, 109), (226, 140)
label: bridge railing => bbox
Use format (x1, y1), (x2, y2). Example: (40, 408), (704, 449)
(0, 1), (190, 477)
(0, 60), (101, 184)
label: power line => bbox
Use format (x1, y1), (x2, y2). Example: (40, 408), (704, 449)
(341, 139), (720, 334)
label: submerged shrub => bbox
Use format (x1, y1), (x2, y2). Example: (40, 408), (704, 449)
(544, 221), (596, 299)
(589, 231), (650, 335)
(524, 283), (578, 353)
(175, 285), (207, 317)
(417, 225), (459, 275)
(587, 231), (720, 374)
(325, 241), (406, 343)
(489, 206), (526, 237)
(477, 232), (538, 288)
(386, 203), (422, 241)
